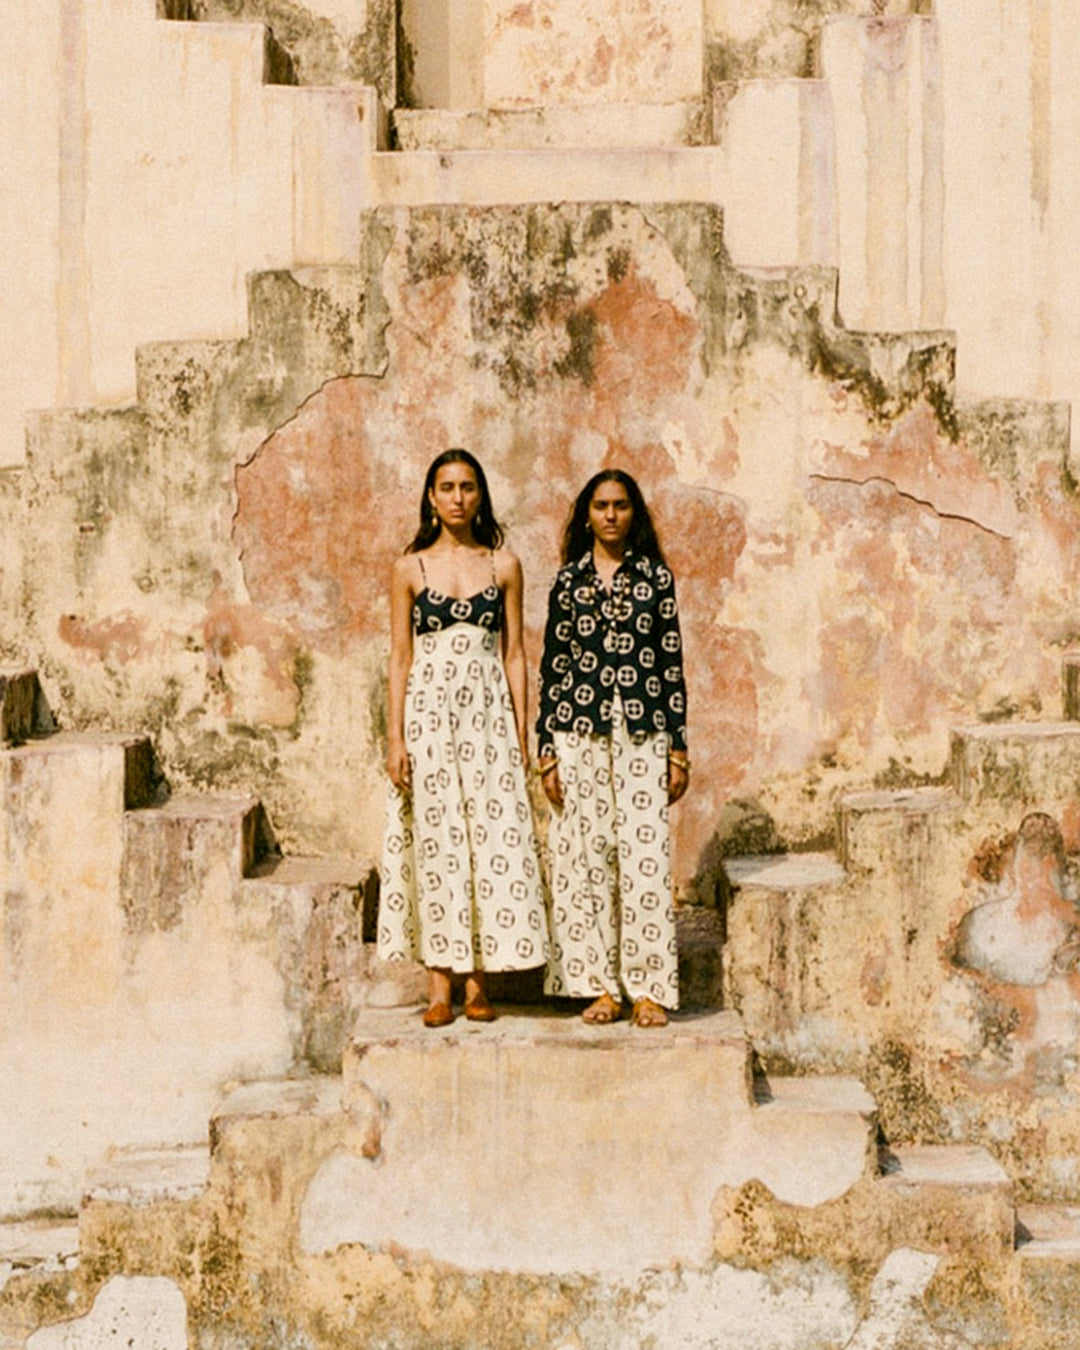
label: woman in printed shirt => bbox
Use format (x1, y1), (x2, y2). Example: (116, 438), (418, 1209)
(537, 469), (690, 1027)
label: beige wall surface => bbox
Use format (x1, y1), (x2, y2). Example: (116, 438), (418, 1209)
(8, 4), (1080, 1347)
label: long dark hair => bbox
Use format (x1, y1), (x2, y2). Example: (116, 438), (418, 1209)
(560, 468), (666, 565)
(406, 449), (505, 553)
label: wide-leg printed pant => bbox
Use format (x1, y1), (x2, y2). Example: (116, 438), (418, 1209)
(543, 698), (680, 1009)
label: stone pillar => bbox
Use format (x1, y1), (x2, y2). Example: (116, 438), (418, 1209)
(823, 15), (944, 333)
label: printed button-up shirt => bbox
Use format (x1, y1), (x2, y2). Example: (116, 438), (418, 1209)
(537, 549), (688, 760)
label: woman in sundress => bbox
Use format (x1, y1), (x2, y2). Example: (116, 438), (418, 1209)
(537, 469), (689, 1028)
(378, 449), (546, 1026)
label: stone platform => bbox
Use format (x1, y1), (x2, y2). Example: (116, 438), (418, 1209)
(290, 1008), (877, 1277)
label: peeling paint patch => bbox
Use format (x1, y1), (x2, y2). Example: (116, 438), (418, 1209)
(58, 612), (147, 665)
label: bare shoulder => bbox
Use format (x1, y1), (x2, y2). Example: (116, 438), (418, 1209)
(391, 553), (422, 592)
(494, 547), (523, 587)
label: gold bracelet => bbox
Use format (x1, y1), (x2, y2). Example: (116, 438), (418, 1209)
(539, 761), (559, 778)
(668, 754), (691, 771)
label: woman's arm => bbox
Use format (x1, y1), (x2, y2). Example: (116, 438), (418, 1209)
(536, 571), (570, 808)
(386, 556), (415, 790)
(655, 564), (690, 803)
(498, 552), (530, 763)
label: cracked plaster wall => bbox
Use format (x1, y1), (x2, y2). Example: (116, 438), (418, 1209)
(11, 202), (1080, 906)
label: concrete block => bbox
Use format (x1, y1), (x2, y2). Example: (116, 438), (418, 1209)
(365, 143), (728, 209)
(721, 853), (849, 1052)
(823, 16), (945, 333)
(712, 78), (836, 269)
(1016, 1203), (1080, 1259)
(83, 1146), (211, 1210)
(1016, 1205), (1080, 1343)
(838, 787), (960, 873)
(878, 1144), (1014, 1256)
(950, 724), (1080, 808)
(394, 102), (707, 151)
(121, 797), (269, 924)
(208, 1076), (376, 1253)
(320, 1009), (844, 1275)
(482, 0), (704, 108)
(0, 1221), (79, 1290)
(723, 1075), (878, 1206)
(239, 855), (372, 1072)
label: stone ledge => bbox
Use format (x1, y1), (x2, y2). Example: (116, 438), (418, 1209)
(0, 1219), (80, 1274)
(723, 852), (846, 892)
(1016, 1204), (1080, 1258)
(83, 1145), (211, 1209)
(950, 723), (1080, 806)
(394, 102), (707, 152)
(879, 1144), (1011, 1190)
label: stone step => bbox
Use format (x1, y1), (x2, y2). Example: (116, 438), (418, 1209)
(723, 852), (847, 894)
(1063, 653), (1080, 721)
(1014, 1203), (1080, 1339)
(121, 796), (272, 920)
(0, 1219), (80, 1286)
(1016, 1203), (1080, 1258)
(877, 1144), (1014, 1255)
(210, 1075), (346, 1149)
(207, 1076), (376, 1255)
(238, 856), (374, 1072)
(949, 723), (1080, 808)
(324, 1008), (794, 1276)
(82, 1144), (211, 1209)
(733, 1075), (878, 1206)
(158, 14), (297, 87)
(837, 787), (960, 872)
(393, 102), (708, 152)
(720, 853), (847, 1049)
(77, 1145), (212, 1269)
(366, 143), (727, 210)
(0, 669), (50, 745)
(0, 730), (156, 811)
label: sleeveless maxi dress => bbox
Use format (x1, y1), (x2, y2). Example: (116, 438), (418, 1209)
(377, 561), (547, 973)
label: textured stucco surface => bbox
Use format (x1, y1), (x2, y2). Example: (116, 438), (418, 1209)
(8, 204), (1079, 904)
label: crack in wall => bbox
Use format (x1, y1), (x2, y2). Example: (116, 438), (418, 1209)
(808, 473), (1013, 541)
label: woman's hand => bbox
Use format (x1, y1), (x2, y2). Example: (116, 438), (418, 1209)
(667, 756), (689, 804)
(387, 738), (411, 792)
(539, 759), (563, 810)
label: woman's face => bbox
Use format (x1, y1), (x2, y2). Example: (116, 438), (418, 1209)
(588, 479), (634, 548)
(429, 461), (481, 530)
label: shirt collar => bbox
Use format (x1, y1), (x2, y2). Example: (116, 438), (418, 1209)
(575, 546), (647, 577)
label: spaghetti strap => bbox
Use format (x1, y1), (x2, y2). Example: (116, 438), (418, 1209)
(417, 554), (427, 584)
(489, 549), (498, 587)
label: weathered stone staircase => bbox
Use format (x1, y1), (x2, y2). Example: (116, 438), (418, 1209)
(6, 662), (1074, 1343)
(0, 1003), (1032, 1348)
(0, 668), (385, 1223)
(4, 4), (1080, 1343)
(723, 654), (1080, 1212)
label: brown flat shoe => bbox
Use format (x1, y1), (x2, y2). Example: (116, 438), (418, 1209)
(423, 1002), (454, 1028)
(630, 997), (668, 1028)
(464, 993), (497, 1022)
(582, 992), (623, 1024)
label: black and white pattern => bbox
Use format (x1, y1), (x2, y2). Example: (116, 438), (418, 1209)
(536, 550), (687, 761)
(379, 604), (547, 974)
(544, 697), (679, 1009)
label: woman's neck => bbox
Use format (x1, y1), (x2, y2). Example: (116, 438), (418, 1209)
(430, 524), (479, 551)
(592, 540), (626, 568)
